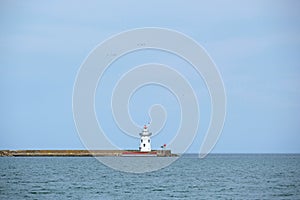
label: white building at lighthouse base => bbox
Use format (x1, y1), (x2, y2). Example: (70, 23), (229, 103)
(139, 125), (152, 152)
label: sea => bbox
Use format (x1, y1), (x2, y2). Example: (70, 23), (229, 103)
(1, 154), (299, 199)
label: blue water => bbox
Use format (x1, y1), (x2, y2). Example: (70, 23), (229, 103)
(1, 154), (299, 199)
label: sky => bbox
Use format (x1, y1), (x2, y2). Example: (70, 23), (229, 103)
(1, 0), (300, 153)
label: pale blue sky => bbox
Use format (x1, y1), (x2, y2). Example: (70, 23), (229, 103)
(1, 0), (300, 153)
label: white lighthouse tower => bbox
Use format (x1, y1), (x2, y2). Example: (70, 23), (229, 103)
(139, 125), (152, 152)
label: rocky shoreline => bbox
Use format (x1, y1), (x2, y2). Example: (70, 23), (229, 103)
(0, 150), (177, 157)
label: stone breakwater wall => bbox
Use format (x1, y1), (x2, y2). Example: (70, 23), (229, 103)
(0, 150), (176, 157)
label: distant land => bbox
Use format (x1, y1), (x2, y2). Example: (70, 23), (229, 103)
(0, 150), (177, 157)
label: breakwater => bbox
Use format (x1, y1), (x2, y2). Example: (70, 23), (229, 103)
(0, 150), (177, 157)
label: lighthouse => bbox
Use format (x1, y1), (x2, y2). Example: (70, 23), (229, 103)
(139, 125), (152, 152)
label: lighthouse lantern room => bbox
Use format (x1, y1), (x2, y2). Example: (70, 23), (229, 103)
(139, 125), (152, 152)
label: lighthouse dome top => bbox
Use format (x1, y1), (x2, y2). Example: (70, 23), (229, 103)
(139, 125), (152, 136)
